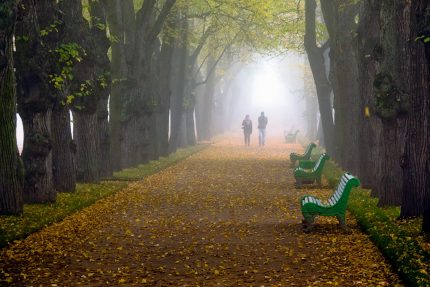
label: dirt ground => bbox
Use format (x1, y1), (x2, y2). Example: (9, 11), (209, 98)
(0, 134), (402, 286)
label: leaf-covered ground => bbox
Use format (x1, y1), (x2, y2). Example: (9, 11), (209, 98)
(0, 135), (402, 286)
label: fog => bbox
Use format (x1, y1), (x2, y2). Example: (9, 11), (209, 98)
(226, 52), (307, 137)
(16, 52), (309, 150)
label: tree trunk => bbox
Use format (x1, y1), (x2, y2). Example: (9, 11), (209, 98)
(356, 0), (383, 191)
(373, 0), (409, 207)
(400, 0), (429, 219)
(304, 0), (335, 155)
(198, 57), (216, 141)
(97, 96), (112, 178)
(169, 15), (188, 153)
(73, 112), (100, 182)
(324, 1), (361, 172)
(51, 103), (75, 192)
(105, 0), (135, 170)
(89, 0), (113, 178)
(61, 0), (110, 182)
(419, 1), (430, 236)
(156, 28), (175, 156)
(20, 110), (56, 203)
(15, 0), (59, 204)
(0, 0), (23, 214)
(186, 108), (196, 146)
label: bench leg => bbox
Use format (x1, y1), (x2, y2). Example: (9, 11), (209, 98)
(302, 215), (316, 233)
(336, 215), (351, 234)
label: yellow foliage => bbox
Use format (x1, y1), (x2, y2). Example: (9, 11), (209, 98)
(0, 134), (402, 286)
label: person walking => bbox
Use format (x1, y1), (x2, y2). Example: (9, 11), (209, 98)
(258, 111), (268, 146)
(242, 115), (252, 146)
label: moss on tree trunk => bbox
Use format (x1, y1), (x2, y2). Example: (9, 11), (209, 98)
(0, 0), (23, 214)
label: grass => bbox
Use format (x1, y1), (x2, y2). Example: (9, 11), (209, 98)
(322, 160), (430, 287)
(0, 144), (208, 248)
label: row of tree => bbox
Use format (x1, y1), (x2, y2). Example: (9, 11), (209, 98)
(0, 0), (299, 215)
(303, 0), (430, 234)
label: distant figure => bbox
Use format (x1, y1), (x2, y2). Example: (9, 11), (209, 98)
(258, 111), (268, 146)
(242, 114), (253, 146)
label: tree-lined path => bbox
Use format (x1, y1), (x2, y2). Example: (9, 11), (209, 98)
(0, 135), (401, 286)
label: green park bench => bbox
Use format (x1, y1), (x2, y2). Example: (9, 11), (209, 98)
(289, 142), (316, 167)
(294, 153), (329, 187)
(285, 130), (299, 143)
(300, 172), (360, 232)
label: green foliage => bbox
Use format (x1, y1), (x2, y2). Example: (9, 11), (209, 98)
(49, 43), (85, 97)
(40, 20), (62, 37)
(323, 161), (430, 287)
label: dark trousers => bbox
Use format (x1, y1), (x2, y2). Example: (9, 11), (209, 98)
(244, 133), (251, 146)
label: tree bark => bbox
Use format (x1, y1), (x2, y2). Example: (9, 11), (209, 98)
(105, 0), (133, 170)
(60, 0), (109, 182)
(322, 1), (361, 172)
(418, 1), (430, 235)
(373, 0), (409, 207)
(400, 0), (429, 219)
(73, 112), (100, 182)
(356, 0), (383, 191)
(304, 0), (335, 155)
(15, 0), (59, 203)
(51, 103), (75, 192)
(0, 0), (24, 214)
(169, 14), (188, 153)
(89, 0), (113, 178)
(155, 28), (175, 156)
(197, 57), (216, 141)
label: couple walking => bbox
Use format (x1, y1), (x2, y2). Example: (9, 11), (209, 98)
(242, 112), (268, 146)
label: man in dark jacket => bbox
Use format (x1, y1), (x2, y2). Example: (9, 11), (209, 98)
(258, 111), (268, 146)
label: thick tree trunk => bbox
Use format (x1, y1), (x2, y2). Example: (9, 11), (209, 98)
(198, 57), (216, 141)
(20, 110), (56, 203)
(186, 108), (196, 146)
(324, 1), (361, 172)
(15, 0), (59, 203)
(304, 0), (335, 155)
(51, 103), (75, 192)
(420, 2), (430, 235)
(156, 29), (175, 156)
(105, 0), (135, 170)
(90, 0), (113, 178)
(61, 0), (111, 182)
(97, 96), (112, 178)
(169, 15), (188, 153)
(373, 0), (409, 207)
(400, 0), (429, 219)
(0, 0), (23, 214)
(356, 0), (383, 191)
(73, 112), (100, 182)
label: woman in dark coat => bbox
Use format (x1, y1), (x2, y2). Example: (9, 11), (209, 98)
(242, 114), (252, 146)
